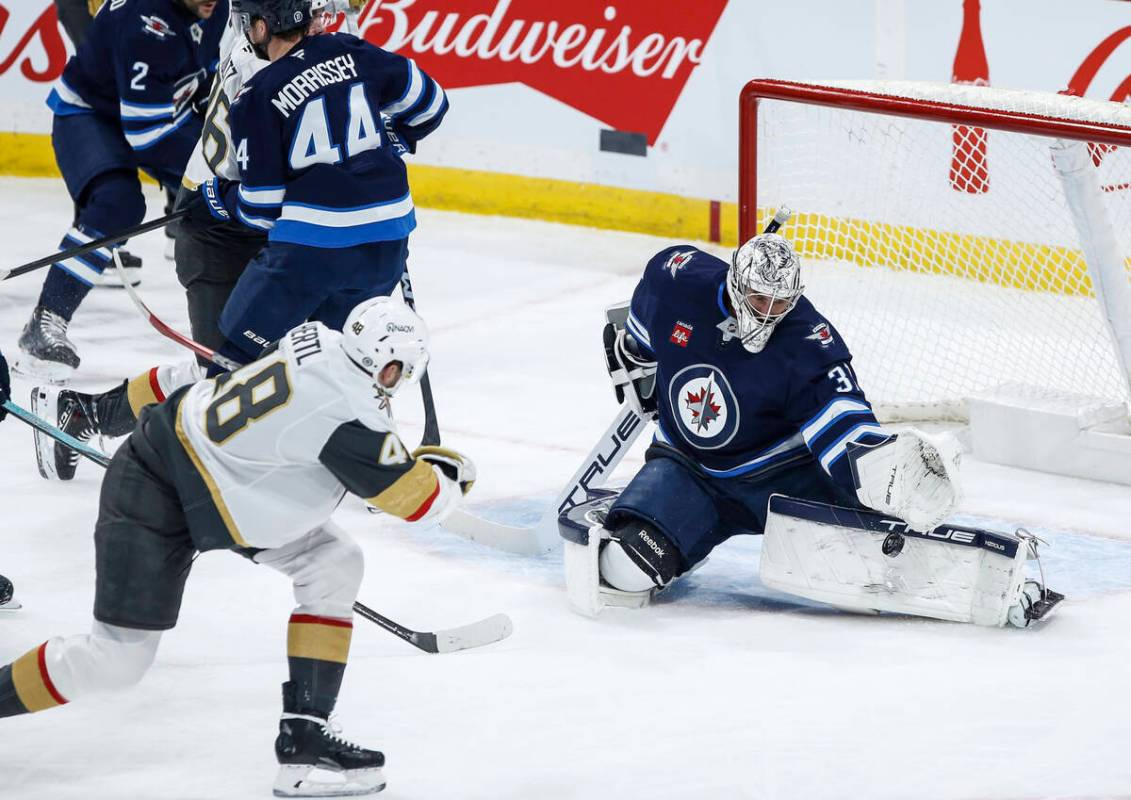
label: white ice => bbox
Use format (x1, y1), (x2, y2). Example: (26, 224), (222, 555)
(0, 178), (1129, 800)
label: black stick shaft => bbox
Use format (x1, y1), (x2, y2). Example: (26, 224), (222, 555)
(398, 265), (442, 446)
(1, 210), (187, 281)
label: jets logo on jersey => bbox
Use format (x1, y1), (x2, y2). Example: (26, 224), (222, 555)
(667, 364), (740, 449)
(806, 322), (835, 348)
(670, 321), (693, 347)
(140, 15), (175, 39)
(664, 250), (695, 279)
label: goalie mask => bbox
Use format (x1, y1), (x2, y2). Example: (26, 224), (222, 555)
(726, 233), (805, 353)
(341, 297), (430, 396)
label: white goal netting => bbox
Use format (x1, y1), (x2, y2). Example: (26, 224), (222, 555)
(747, 80), (1131, 421)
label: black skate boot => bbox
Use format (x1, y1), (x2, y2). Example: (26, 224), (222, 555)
(95, 249), (141, 288)
(273, 681), (385, 797)
(30, 386), (97, 480)
(15, 306), (80, 383)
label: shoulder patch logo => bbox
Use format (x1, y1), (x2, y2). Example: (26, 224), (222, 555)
(806, 322), (835, 348)
(670, 321), (693, 347)
(140, 14), (174, 39)
(664, 250), (695, 279)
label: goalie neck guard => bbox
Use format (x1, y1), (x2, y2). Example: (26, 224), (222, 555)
(726, 233), (804, 353)
(340, 297), (429, 396)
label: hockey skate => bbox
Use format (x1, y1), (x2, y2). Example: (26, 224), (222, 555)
(15, 306), (80, 383)
(31, 385), (99, 481)
(0, 575), (20, 611)
(274, 682), (385, 797)
(94, 249), (141, 288)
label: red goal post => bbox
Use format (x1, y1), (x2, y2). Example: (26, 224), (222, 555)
(738, 79), (1131, 421)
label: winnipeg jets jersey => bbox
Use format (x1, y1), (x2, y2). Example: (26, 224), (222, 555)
(182, 10), (266, 186)
(136, 321), (452, 551)
(627, 246), (890, 493)
(220, 33), (448, 247)
(47, 0), (226, 170)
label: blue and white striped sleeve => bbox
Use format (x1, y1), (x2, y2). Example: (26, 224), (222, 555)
(377, 56), (449, 150)
(797, 379), (891, 493)
(225, 93), (284, 233)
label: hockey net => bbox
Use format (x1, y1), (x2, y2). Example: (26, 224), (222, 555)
(741, 79), (1131, 421)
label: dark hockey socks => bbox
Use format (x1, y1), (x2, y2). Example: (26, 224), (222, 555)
(0, 643), (68, 718)
(285, 613), (353, 717)
(38, 262), (94, 322)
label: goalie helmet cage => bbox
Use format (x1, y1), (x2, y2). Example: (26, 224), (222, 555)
(739, 79), (1131, 422)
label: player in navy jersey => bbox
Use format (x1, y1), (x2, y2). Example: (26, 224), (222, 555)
(574, 232), (961, 608)
(14, 0), (226, 383)
(184, 0), (448, 372)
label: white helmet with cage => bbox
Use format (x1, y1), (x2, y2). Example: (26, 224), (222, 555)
(340, 296), (430, 395)
(726, 233), (805, 354)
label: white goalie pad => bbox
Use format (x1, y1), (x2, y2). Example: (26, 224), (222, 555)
(560, 494), (653, 617)
(759, 495), (1046, 627)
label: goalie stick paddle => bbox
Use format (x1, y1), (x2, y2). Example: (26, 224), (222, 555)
(1, 211), (187, 282)
(439, 206), (795, 554)
(2, 400), (111, 467)
(351, 602), (513, 654)
(441, 405), (648, 555)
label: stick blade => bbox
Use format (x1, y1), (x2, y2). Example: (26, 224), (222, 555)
(441, 509), (558, 556)
(431, 613), (514, 654)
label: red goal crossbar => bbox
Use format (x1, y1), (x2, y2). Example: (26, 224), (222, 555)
(738, 78), (1131, 242)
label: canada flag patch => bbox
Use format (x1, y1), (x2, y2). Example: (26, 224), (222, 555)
(670, 321), (693, 347)
(806, 322), (835, 348)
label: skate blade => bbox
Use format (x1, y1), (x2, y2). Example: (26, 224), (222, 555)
(13, 355), (75, 384)
(273, 765), (385, 797)
(30, 386), (61, 480)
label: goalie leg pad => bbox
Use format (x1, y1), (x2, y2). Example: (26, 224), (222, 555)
(759, 495), (1058, 627)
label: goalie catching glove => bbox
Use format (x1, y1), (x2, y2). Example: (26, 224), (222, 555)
(847, 429), (961, 532)
(413, 446), (476, 496)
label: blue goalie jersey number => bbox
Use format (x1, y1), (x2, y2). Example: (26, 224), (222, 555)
(667, 364), (740, 450)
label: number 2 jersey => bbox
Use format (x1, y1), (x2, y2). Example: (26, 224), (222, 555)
(627, 245), (891, 494)
(217, 32), (448, 247)
(131, 321), (459, 551)
(47, 0), (227, 175)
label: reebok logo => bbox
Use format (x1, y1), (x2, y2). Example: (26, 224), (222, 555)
(637, 530), (665, 558)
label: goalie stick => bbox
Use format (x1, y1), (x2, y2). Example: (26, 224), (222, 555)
(1, 211), (186, 282)
(438, 206), (797, 554)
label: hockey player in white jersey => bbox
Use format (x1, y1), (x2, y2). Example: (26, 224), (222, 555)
(0, 297), (475, 797)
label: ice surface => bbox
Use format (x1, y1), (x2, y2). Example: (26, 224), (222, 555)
(0, 179), (1129, 800)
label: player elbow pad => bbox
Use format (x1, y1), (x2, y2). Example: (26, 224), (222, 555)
(847, 429), (962, 532)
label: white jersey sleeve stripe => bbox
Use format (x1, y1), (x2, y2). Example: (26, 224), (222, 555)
(238, 184), (286, 207)
(801, 397), (873, 446)
(381, 59), (423, 116)
(404, 84), (446, 128)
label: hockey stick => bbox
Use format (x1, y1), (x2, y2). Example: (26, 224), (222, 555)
(440, 405), (648, 555)
(2, 399), (111, 467)
(398, 265), (442, 447)
(438, 206), (797, 554)
(351, 601), (513, 654)
(1, 211), (187, 282)
(5, 392), (510, 653)
(112, 251), (242, 372)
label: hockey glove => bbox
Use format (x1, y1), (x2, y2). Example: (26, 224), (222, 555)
(179, 178), (232, 227)
(0, 350), (8, 421)
(848, 429), (962, 532)
(603, 323), (658, 419)
(413, 445), (476, 495)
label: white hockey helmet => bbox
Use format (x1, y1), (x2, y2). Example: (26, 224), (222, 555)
(340, 296), (430, 395)
(726, 232), (805, 353)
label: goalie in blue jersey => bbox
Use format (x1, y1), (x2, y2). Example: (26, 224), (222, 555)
(563, 229), (1060, 627)
(183, 0), (448, 373)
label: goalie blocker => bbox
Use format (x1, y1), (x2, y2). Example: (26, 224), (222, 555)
(560, 492), (1062, 627)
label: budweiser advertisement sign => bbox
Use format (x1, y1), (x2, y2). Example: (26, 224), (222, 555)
(0, 4), (67, 82)
(356, 0), (729, 145)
